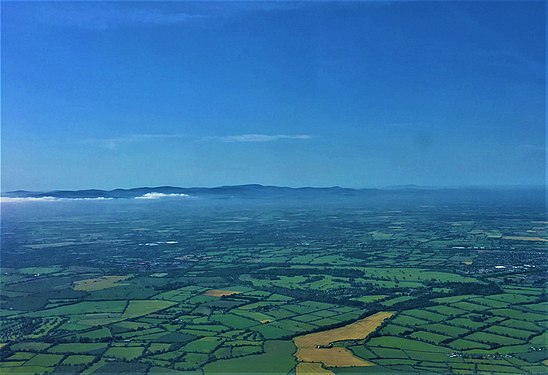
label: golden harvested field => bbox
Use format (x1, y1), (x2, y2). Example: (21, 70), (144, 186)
(295, 311), (394, 348)
(203, 289), (242, 297)
(297, 347), (371, 367)
(296, 362), (334, 375)
(73, 275), (131, 291)
(502, 236), (547, 242)
(294, 311), (394, 369)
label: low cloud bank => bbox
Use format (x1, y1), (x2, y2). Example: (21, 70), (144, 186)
(134, 192), (190, 200)
(0, 197), (113, 203)
(0, 193), (191, 202)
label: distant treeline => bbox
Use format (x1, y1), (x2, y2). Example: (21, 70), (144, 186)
(251, 267), (364, 279)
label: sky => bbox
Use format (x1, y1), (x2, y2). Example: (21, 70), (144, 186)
(1, 1), (545, 191)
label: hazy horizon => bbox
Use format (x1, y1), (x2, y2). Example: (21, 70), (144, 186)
(3, 182), (546, 195)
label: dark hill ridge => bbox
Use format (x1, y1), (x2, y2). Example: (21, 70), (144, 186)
(3, 184), (369, 199)
(2, 184), (544, 204)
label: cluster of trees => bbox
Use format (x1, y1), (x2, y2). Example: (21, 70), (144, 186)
(430, 281), (502, 296)
(251, 266), (363, 279)
(0, 317), (44, 342)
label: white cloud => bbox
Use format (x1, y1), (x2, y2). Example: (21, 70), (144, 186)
(40, 6), (206, 30)
(34, 2), (310, 30)
(0, 196), (58, 203)
(86, 133), (311, 149)
(208, 134), (312, 143)
(135, 192), (190, 200)
(85, 134), (187, 150)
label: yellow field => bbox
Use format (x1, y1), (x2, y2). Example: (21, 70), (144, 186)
(294, 311), (394, 369)
(73, 275), (131, 291)
(296, 362), (334, 375)
(295, 311), (394, 348)
(297, 347), (372, 367)
(502, 236), (547, 242)
(203, 289), (242, 297)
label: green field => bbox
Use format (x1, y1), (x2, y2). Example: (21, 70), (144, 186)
(1, 195), (546, 374)
(203, 340), (296, 374)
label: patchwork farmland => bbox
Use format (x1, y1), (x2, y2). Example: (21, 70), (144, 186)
(1, 197), (546, 374)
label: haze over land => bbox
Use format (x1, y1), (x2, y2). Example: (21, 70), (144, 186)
(2, 184), (544, 206)
(1, 189), (547, 374)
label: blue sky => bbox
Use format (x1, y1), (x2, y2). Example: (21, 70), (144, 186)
(2, 1), (545, 191)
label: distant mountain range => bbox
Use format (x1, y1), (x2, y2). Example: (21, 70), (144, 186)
(2, 184), (544, 201)
(3, 184), (367, 199)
